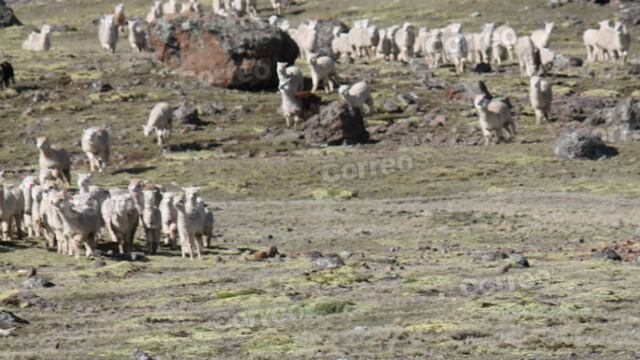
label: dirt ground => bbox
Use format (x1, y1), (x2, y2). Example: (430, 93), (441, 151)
(1, 0), (640, 359)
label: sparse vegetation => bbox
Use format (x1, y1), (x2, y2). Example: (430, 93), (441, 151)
(0, 0), (639, 359)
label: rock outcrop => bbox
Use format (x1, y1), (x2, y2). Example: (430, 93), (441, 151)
(0, 0), (20, 28)
(304, 101), (370, 146)
(554, 129), (618, 160)
(148, 14), (299, 90)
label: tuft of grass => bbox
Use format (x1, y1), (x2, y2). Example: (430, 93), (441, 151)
(215, 289), (263, 300)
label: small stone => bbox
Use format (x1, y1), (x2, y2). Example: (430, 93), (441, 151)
(91, 80), (113, 93)
(0, 310), (29, 325)
(173, 102), (201, 125)
(569, 57), (583, 68)
(405, 104), (419, 115)
(133, 350), (154, 360)
(201, 102), (225, 115)
(311, 255), (345, 271)
(383, 100), (402, 113)
(598, 249), (622, 261)
(430, 115), (446, 127)
(470, 11), (481, 17)
(127, 252), (146, 262)
(22, 276), (55, 289)
(21, 107), (33, 117)
(505, 253), (530, 269)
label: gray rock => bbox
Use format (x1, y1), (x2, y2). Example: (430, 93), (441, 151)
(32, 91), (48, 103)
(383, 99), (402, 113)
(420, 71), (449, 89)
(396, 94), (415, 108)
(174, 102), (200, 125)
(597, 249), (622, 261)
(472, 250), (509, 262)
(133, 350), (154, 360)
(509, 253), (530, 268)
(0, 310), (28, 325)
(201, 102), (225, 115)
(552, 54), (571, 70)
(22, 276), (54, 289)
(554, 129), (619, 160)
(21, 268), (55, 289)
(0, 0), (20, 28)
(92, 80), (113, 93)
(405, 104), (420, 115)
(304, 101), (369, 146)
(311, 255), (345, 271)
(470, 11), (481, 17)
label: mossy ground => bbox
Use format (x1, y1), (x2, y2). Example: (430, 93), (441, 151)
(0, 0), (639, 359)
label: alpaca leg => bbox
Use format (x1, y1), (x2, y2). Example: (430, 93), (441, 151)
(187, 234), (194, 260)
(170, 225), (177, 248)
(87, 153), (95, 172)
(311, 74), (319, 93)
(285, 114), (292, 128)
(14, 216), (23, 239)
(72, 235), (82, 260)
(192, 234), (202, 260)
(180, 233), (187, 258)
(118, 235), (125, 256)
(1, 220), (9, 241)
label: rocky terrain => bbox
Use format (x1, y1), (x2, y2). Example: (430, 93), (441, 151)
(1, 0), (640, 359)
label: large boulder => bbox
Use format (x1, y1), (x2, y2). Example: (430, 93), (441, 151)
(304, 101), (369, 146)
(554, 129), (618, 160)
(0, 0), (20, 28)
(148, 14), (299, 90)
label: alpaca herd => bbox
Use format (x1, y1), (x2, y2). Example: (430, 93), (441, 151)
(13, 0), (630, 142)
(0, 1), (634, 263)
(0, 101), (211, 261)
(1, 166), (215, 261)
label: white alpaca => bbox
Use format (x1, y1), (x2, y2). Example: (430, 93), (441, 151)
(22, 25), (52, 52)
(147, 1), (164, 23)
(308, 54), (338, 94)
(529, 75), (552, 125)
(98, 14), (119, 54)
(531, 22), (554, 50)
(339, 82), (374, 115)
(81, 127), (110, 173)
(37, 137), (71, 185)
(142, 190), (162, 254)
(175, 188), (205, 260)
(143, 102), (173, 145)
